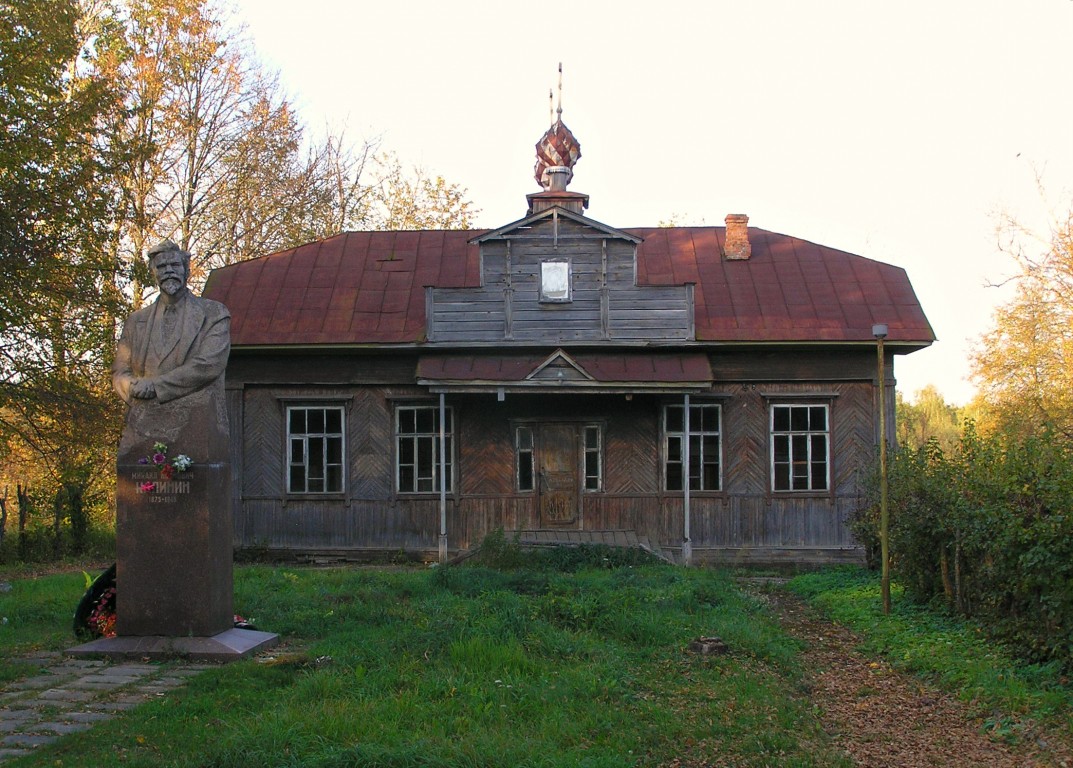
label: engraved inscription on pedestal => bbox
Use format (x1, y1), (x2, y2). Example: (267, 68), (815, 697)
(132, 472), (192, 504)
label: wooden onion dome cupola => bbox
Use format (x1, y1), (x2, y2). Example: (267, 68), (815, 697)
(528, 64), (589, 216)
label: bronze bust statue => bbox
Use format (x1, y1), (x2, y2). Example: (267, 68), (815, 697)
(112, 240), (230, 463)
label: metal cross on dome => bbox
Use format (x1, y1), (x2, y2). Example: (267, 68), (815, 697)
(534, 63), (582, 190)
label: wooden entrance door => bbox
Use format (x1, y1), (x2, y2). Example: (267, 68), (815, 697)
(538, 423), (580, 526)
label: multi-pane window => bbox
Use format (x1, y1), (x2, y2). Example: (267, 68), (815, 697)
(583, 425), (602, 491)
(396, 405), (453, 494)
(287, 406), (344, 494)
(771, 404), (829, 492)
(664, 403), (722, 491)
(516, 426), (535, 492)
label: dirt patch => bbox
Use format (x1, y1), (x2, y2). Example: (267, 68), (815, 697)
(759, 588), (1072, 768)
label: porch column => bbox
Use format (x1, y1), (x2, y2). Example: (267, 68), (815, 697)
(682, 394), (692, 566)
(438, 392), (448, 563)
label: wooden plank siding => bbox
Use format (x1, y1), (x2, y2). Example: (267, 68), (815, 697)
(428, 220), (693, 345)
(228, 359), (879, 564)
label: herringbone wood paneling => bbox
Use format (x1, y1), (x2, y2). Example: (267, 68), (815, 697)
(723, 388), (767, 495)
(832, 383), (876, 495)
(242, 389), (282, 496)
(227, 390), (244, 530)
(350, 389), (391, 500)
(604, 409), (658, 494)
(459, 404), (514, 495)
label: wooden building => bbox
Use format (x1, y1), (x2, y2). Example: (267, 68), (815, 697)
(203, 118), (934, 566)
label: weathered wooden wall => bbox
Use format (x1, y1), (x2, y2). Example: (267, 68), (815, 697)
(428, 218), (693, 344)
(226, 350), (886, 564)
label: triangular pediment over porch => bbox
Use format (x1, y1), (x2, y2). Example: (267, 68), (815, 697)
(527, 350), (595, 383)
(415, 350), (713, 394)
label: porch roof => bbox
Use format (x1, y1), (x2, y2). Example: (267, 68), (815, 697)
(416, 351), (714, 394)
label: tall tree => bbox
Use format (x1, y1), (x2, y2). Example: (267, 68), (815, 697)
(370, 152), (477, 231)
(96, 0), (408, 288)
(0, 0), (128, 545)
(194, 83), (378, 274)
(896, 385), (962, 451)
(1, 0), (479, 552)
(971, 206), (1073, 437)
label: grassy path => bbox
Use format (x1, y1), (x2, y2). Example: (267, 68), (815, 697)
(756, 584), (1073, 768)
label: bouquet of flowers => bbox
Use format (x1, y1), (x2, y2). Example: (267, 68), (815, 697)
(138, 442), (193, 493)
(88, 586), (117, 638)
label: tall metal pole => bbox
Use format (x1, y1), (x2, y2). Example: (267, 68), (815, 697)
(438, 393), (447, 564)
(874, 324), (891, 615)
(682, 394), (692, 566)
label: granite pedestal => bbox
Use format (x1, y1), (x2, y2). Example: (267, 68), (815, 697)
(116, 461), (233, 637)
(68, 460), (278, 662)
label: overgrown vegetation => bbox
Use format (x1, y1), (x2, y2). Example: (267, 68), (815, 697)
(787, 568), (1073, 742)
(2, 557), (852, 768)
(853, 425), (1073, 673)
(863, 200), (1073, 677)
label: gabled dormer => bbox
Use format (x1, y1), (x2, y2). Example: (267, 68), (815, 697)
(425, 203), (695, 346)
(425, 117), (695, 347)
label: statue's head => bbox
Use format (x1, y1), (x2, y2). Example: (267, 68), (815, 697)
(147, 239), (190, 297)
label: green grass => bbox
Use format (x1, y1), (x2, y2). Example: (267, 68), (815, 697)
(1, 560), (851, 768)
(787, 567), (1073, 742)
(0, 569), (91, 684)
(7, 559), (1073, 764)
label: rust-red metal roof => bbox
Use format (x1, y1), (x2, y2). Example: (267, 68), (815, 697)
(203, 225), (934, 347)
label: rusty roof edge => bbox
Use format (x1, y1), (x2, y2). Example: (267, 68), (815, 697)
(229, 338), (935, 354)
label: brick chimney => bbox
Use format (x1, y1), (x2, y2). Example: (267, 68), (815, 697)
(724, 214), (751, 260)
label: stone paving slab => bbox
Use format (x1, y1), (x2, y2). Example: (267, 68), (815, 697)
(2, 733), (55, 749)
(91, 699), (141, 712)
(0, 652), (218, 763)
(35, 721), (94, 735)
(38, 689), (96, 703)
(7, 654), (62, 666)
(6, 676), (67, 690)
(64, 711), (112, 724)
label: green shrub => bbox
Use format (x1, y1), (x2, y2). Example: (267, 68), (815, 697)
(467, 527), (526, 569)
(857, 424), (1073, 672)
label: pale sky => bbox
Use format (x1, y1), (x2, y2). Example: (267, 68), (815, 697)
(230, 0), (1073, 405)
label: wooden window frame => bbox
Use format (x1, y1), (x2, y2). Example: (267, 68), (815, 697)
(395, 403), (454, 495)
(663, 401), (723, 493)
(769, 402), (831, 494)
(285, 404), (346, 495)
(516, 425), (535, 493)
(583, 424), (603, 492)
